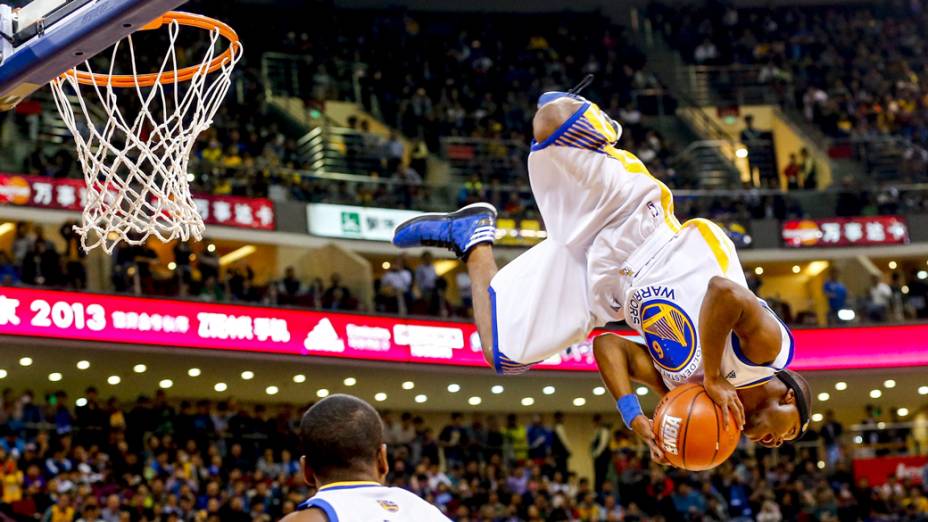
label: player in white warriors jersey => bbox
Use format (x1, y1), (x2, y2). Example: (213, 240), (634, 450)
(282, 394), (449, 522)
(392, 80), (812, 462)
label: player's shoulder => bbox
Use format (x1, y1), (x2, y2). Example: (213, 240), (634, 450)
(389, 487), (451, 519)
(281, 508), (329, 522)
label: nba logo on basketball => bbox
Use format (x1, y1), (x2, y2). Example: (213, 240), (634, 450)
(660, 414), (682, 455)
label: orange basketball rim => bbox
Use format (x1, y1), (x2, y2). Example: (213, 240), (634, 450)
(63, 11), (241, 87)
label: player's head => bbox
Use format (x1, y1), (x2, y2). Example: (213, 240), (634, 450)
(298, 394), (388, 486)
(743, 369), (811, 448)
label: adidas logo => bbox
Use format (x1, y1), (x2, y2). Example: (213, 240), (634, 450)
(303, 318), (345, 352)
(726, 370), (736, 380)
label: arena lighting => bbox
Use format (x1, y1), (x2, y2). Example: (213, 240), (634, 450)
(636, 386), (648, 396)
(754, 267), (764, 275)
(219, 245), (256, 266)
(877, 422), (886, 429)
(835, 382), (848, 391)
(870, 389), (882, 399)
(186, 173), (195, 182)
(432, 259), (459, 277)
(48, 372), (62, 382)
(75, 397), (87, 407)
(902, 285), (910, 294)
(382, 261), (391, 270)
(468, 396), (482, 406)
(573, 397), (586, 407)
(805, 260), (830, 277)
(919, 271), (928, 280)
(919, 386), (928, 395)
(76, 360), (90, 370)
(107, 375), (121, 385)
(837, 309), (855, 321)
(207, 244), (216, 253)
(521, 397), (535, 406)
(187, 368), (201, 377)
(343, 377), (357, 387)
(374, 392), (387, 402)
(817, 392), (830, 401)
(167, 262), (177, 271)
(811, 413), (824, 422)
(414, 394), (427, 403)
(543, 386), (556, 395)
(18, 356), (32, 366)
(0, 222), (15, 236)
(817, 461), (826, 470)
(447, 383), (461, 393)
(401, 381), (415, 390)
(0, 369), (6, 379)
(854, 436), (863, 444)
(884, 379), (896, 389)
(889, 261), (898, 270)
(316, 388), (330, 398)
(593, 386), (606, 396)
(240, 371), (254, 380)
(133, 363), (146, 373)
(898, 408), (910, 417)
(491, 385), (504, 394)
(159, 379), (173, 389)
(791, 265), (801, 274)
(735, 147), (748, 158)
(292, 374), (306, 383)
(214, 382), (227, 392)
(266, 386), (279, 396)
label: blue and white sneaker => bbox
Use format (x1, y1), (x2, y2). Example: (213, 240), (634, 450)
(392, 202), (497, 259)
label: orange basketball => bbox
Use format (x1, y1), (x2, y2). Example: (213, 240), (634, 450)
(652, 383), (741, 471)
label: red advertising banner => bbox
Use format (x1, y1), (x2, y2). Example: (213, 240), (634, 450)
(0, 287), (927, 372)
(0, 174), (275, 230)
(853, 456), (928, 486)
(782, 216), (908, 248)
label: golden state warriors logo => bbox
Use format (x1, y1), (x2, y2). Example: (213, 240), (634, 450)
(640, 299), (697, 371)
(377, 500), (399, 512)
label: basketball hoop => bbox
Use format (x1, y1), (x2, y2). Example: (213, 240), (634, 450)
(48, 11), (243, 253)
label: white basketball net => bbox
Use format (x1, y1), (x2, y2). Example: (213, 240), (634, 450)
(49, 18), (242, 253)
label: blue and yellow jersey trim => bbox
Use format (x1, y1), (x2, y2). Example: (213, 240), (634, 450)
(317, 481), (382, 491)
(530, 101), (682, 234)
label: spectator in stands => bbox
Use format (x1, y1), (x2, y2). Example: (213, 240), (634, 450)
(502, 414), (528, 466)
(21, 239), (59, 287)
(455, 270), (472, 316)
(590, 414), (612, 492)
(380, 257), (413, 314)
(550, 411), (571, 477)
(438, 412), (468, 469)
(783, 152), (801, 190)
(866, 274), (893, 322)
(383, 132), (404, 174)
(0, 251), (20, 286)
(823, 269), (849, 324)
(414, 251), (437, 299)
(321, 273), (351, 309)
(800, 148), (817, 189)
(276, 266), (303, 305)
(694, 38), (719, 64)
(59, 221), (86, 290)
(526, 415), (551, 464)
(906, 268), (928, 319)
(820, 409), (843, 468)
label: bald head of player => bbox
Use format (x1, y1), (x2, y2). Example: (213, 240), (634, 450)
(298, 393), (388, 488)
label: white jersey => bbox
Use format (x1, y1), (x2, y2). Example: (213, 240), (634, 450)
(487, 99), (794, 386)
(297, 481), (450, 522)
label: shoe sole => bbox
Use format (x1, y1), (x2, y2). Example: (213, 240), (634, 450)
(393, 202), (498, 240)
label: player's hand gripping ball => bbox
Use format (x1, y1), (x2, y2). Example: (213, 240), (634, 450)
(652, 383), (741, 470)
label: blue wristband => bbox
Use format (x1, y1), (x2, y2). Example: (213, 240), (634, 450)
(617, 394), (643, 430)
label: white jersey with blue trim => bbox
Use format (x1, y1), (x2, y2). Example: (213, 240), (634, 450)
(618, 219), (795, 390)
(297, 481), (450, 522)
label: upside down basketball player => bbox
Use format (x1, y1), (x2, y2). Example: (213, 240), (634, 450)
(392, 84), (813, 464)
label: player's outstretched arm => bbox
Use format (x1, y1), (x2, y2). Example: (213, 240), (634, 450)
(281, 508), (329, 522)
(593, 334), (669, 464)
(699, 276), (780, 429)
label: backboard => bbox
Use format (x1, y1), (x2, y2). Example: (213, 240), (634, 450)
(0, 0), (185, 110)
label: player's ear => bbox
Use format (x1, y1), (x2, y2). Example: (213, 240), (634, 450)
(300, 455), (316, 487)
(782, 388), (796, 404)
(377, 444), (389, 478)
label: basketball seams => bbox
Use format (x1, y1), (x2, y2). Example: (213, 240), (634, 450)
(680, 389), (704, 470)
